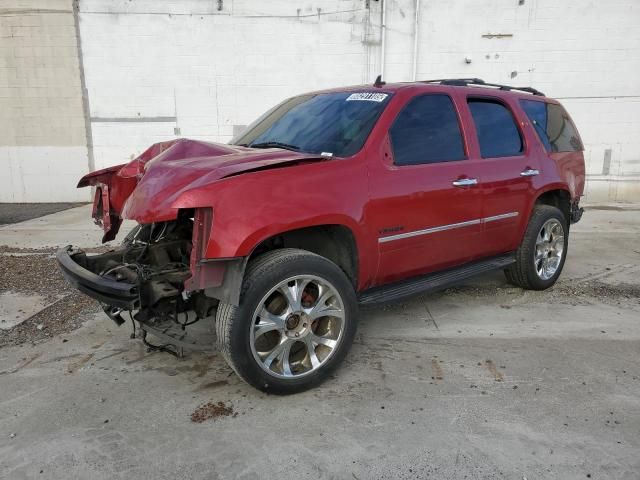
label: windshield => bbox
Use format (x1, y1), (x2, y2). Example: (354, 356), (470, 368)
(231, 91), (392, 157)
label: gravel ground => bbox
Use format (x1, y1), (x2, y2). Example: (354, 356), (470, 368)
(1, 243), (638, 348)
(0, 247), (102, 347)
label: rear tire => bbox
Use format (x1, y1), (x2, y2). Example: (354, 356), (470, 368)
(505, 205), (568, 290)
(216, 248), (358, 394)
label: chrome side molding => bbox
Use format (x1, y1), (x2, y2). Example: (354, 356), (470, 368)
(378, 212), (519, 243)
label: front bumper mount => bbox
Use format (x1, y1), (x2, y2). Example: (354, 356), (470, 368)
(56, 246), (139, 310)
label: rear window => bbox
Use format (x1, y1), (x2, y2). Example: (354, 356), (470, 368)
(468, 99), (523, 158)
(520, 100), (583, 152)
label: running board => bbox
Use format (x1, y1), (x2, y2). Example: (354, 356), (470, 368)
(358, 254), (515, 305)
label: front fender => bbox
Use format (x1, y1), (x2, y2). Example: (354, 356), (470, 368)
(173, 158), (373, 288)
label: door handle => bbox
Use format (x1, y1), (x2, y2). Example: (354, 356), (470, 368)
(520, 168), (540, 177)
(452, 178), (478, 187)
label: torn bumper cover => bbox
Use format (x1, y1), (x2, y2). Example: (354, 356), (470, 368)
(56, 246), (139, 310)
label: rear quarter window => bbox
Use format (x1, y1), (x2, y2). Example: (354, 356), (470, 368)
(520, 100), (583, 152)
(467, 99), (523, 158)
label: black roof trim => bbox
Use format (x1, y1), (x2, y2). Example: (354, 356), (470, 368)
(421, 78), (545, 96)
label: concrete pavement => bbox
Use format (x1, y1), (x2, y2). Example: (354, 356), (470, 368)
(0, 205), (135, 249)
(0, 206), (639, 479)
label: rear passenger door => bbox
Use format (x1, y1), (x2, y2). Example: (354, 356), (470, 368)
(464, 97), (541, 257)
(520, 99), (585, 199)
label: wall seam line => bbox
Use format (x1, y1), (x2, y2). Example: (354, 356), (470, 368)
(72, 0), (95, 178)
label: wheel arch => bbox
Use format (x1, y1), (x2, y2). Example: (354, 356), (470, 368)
(248, 224), (360, 289)
(533, 187), (571, 226)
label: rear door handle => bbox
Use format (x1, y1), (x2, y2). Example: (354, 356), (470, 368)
(452, 178), (478, 187)
(520, 168), (540, 177)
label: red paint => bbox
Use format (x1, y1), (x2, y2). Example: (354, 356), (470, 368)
(76, 82), (585, 292)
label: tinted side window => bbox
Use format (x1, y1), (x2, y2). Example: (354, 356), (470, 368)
(520, 100), (583, 152)
(390, 94), (465, 166)
(468, 99), (523, 158)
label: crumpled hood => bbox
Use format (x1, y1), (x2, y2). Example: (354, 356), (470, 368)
(120, 138), (322, 221)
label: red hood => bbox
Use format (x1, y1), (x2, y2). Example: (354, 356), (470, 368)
(122, 139), (323, 221)
(78, 138), (326, 239)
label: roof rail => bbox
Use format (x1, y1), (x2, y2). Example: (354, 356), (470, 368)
(421, 78), (545, 96)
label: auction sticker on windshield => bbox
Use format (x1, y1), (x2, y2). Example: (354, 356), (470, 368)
(346, 92), (388, 102)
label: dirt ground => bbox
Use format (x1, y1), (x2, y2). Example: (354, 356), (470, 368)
(0, 205), (639, 479)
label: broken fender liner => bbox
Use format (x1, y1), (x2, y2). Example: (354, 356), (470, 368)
(570, 201), (584, 224)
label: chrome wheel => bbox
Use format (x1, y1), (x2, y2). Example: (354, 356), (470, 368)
(534, 218), (565, 280)
(250, 275), (345, 379)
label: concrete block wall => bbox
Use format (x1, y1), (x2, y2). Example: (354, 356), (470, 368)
(0, 0), (91, 202)
(2, 0), (639, 202)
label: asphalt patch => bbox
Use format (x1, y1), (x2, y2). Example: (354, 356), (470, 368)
(0, 203), (87, 225)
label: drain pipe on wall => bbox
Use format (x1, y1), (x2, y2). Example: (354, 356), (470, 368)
(412, 0), (421, 81)
(380, 0), (387, 79)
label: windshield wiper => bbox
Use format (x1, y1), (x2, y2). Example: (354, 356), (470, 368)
(249, 141), (301, 152)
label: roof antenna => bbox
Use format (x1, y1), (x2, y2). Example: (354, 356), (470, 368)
(374, 75), (386, 87)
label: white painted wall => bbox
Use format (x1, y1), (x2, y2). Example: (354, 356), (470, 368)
(78, 0), (376, 172)
(383, 0), (640, 202)
(3, 0), (639, 202)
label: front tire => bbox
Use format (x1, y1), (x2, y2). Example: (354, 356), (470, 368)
(216, 249), (358, 394)
(505, 205), (568, 290)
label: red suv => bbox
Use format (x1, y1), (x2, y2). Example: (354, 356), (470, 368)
(58, 78), (585, 393)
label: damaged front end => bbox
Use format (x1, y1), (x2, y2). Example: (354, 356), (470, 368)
(78, 139), (178, 243)
(57, 211), (220, 355)
(58, 138), (322, 354)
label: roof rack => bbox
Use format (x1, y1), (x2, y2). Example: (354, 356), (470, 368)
(421, 78), (545, 96)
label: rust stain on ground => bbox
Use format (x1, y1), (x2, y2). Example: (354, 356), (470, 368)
(0, 353), (42, 375)
(176, 356), (216, 378)
(485, 359), (503, 381)
(431, 359), (444, 380)
(191, 401), (234, 423)
(67, 353), (94, 373)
